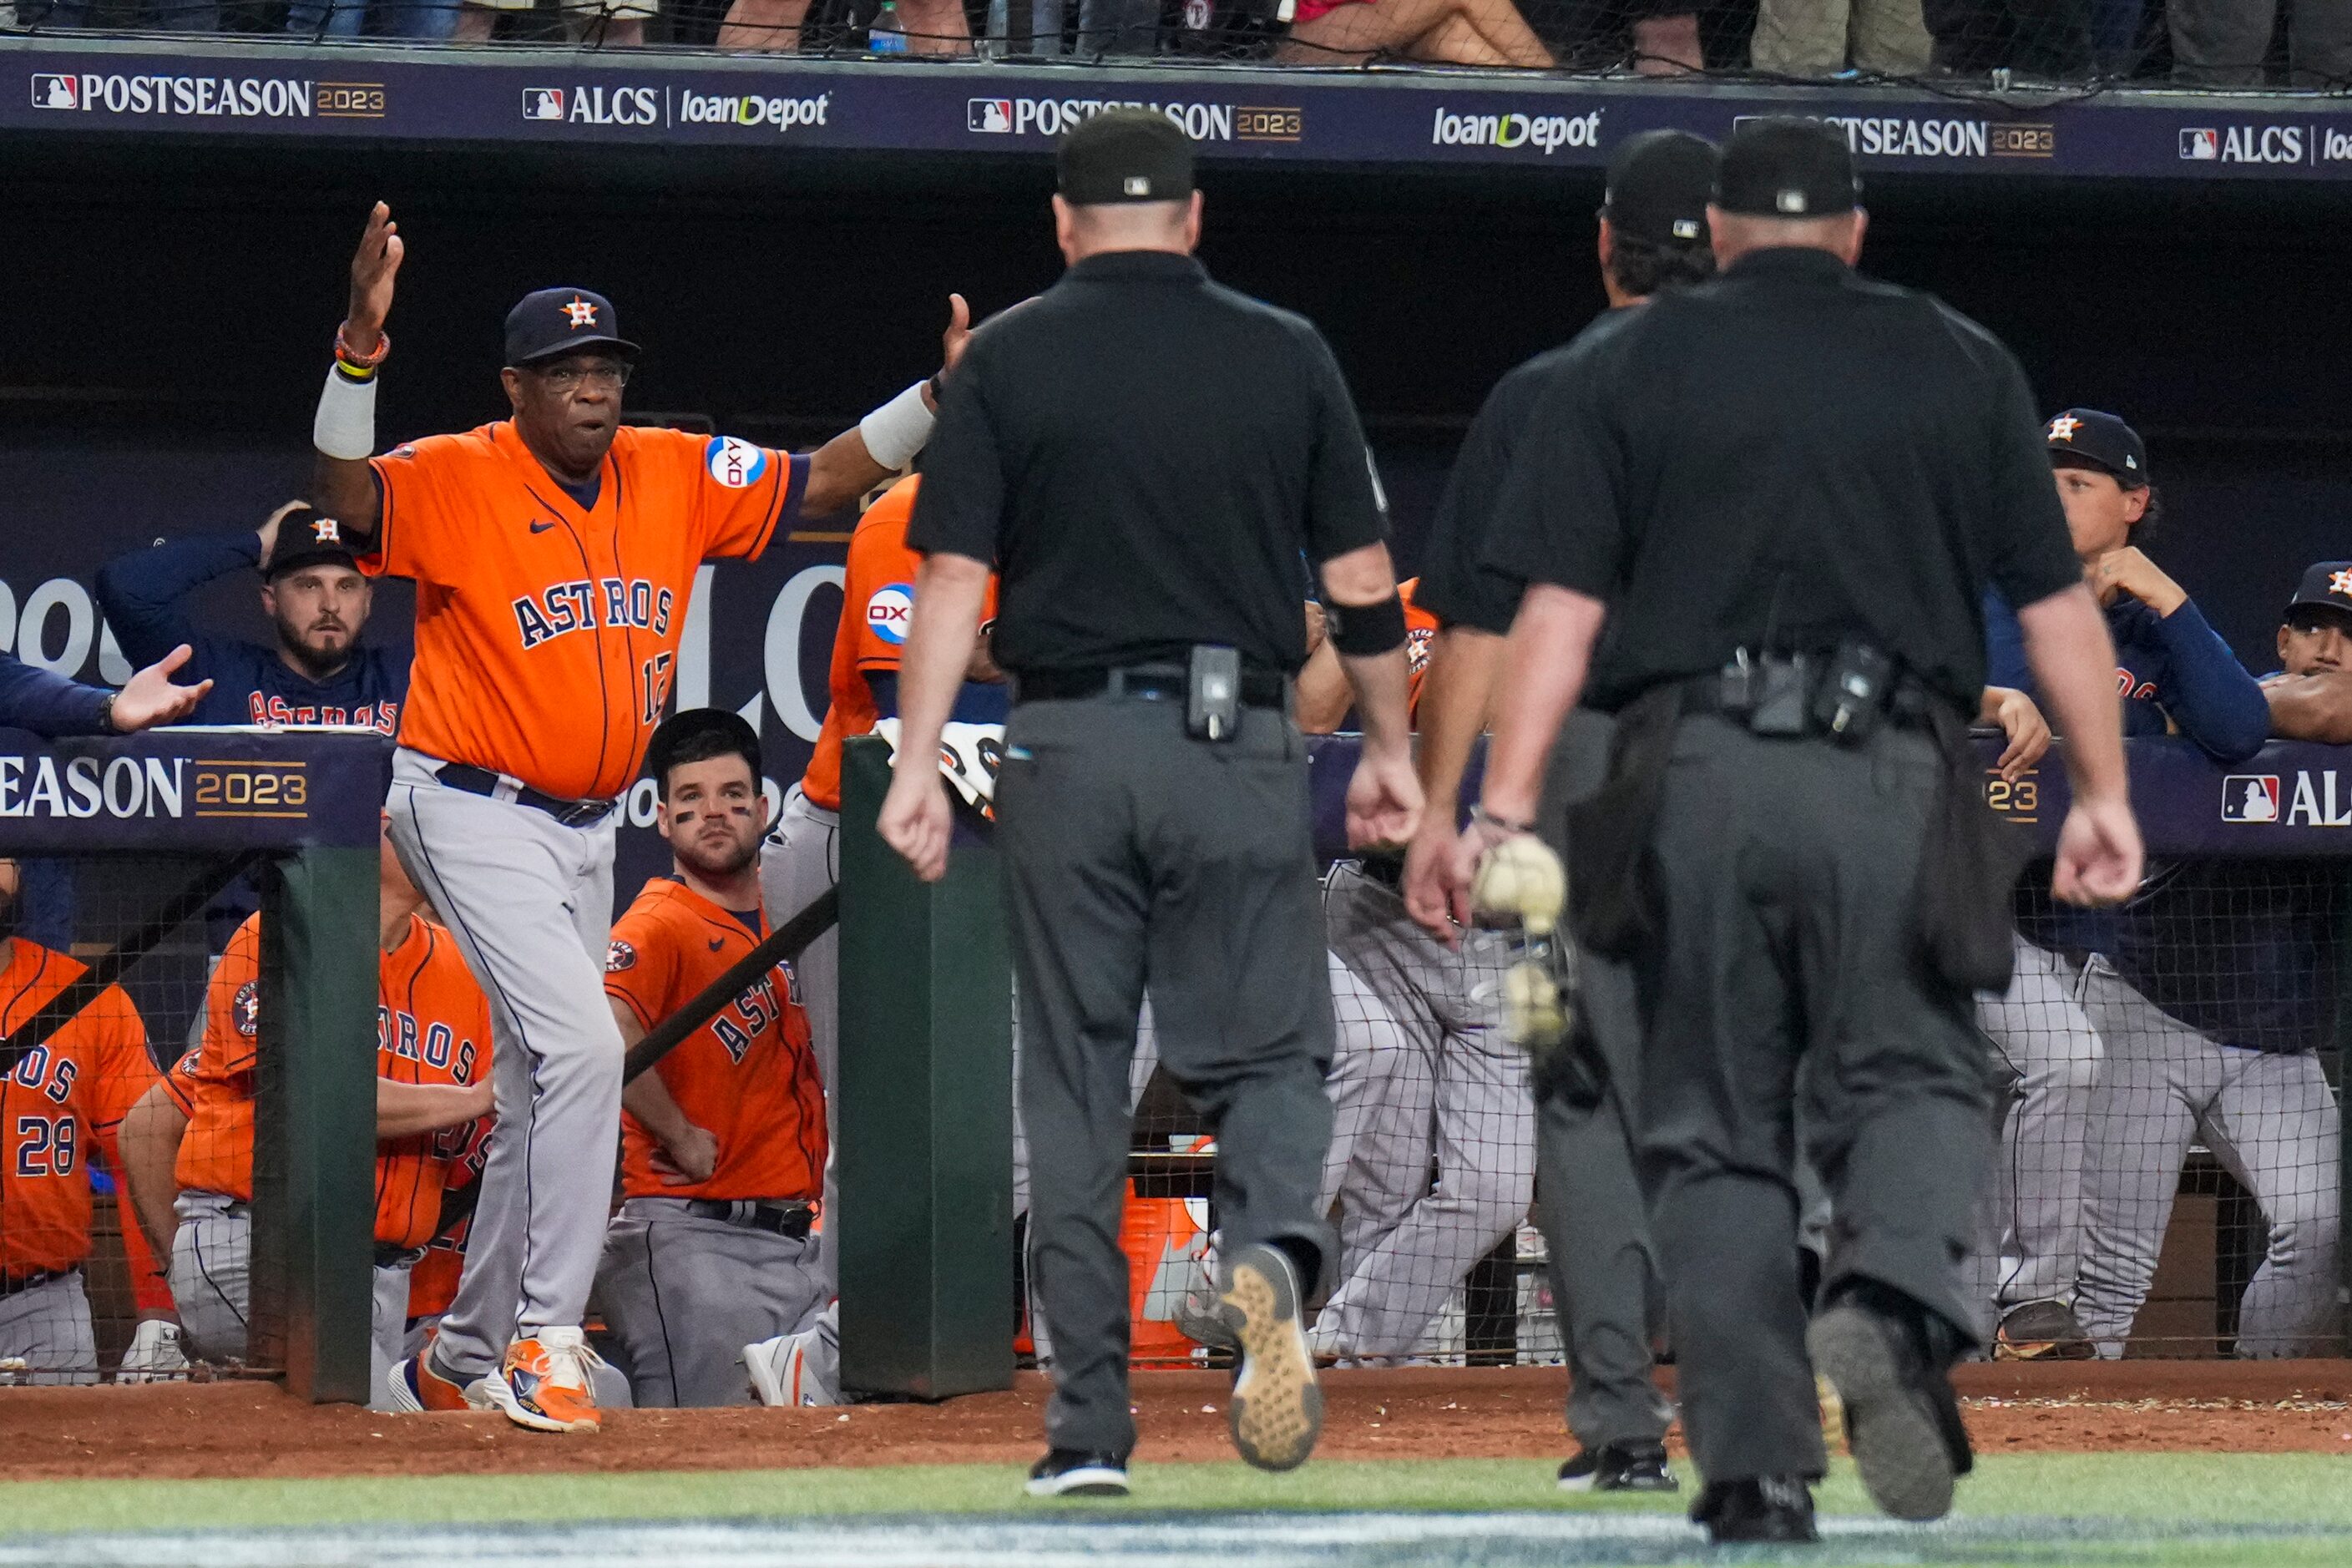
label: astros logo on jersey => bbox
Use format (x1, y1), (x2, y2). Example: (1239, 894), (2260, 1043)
(233, 981), (260, 1038)
(867, 584), (915, 646)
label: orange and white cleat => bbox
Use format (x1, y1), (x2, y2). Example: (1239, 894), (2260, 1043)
(386, 1348), (473, 1414)
(472, 1327), (607, 1433)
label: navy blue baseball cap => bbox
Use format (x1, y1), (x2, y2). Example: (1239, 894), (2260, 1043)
(2045, 408), (2148, 484)
(504, 287), (640, 367)
(2286, 562), (2352, 624)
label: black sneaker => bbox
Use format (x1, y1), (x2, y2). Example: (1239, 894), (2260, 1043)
(1993, 1298), (2095, 1362)
(1557, 1439), (1679, 1493)
(1024, 1449), (1130, 1497)
(1691, 1474), (1818, 1543)
(1808, 1300), (1974, 1522)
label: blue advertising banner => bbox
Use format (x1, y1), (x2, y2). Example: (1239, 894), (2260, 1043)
(0, 727), (387, 853)
(6, 38), (2352, 182)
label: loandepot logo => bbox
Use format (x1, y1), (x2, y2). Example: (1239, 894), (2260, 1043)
(679, 89), (830, 133)
(1431, 107), (1604, 154)
(965, 96), (1239, 141)
(2219, 770), (2352, 825)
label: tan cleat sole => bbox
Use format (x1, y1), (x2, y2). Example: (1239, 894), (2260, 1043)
(1221, 1244), (1323, 1473)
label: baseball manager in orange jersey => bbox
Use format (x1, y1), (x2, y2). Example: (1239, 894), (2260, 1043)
(306, 203), (968, 1433)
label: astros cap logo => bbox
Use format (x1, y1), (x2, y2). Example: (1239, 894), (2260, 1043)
(2046, 415), (2081, 443)
(564, 296), (600, 330)
(2331, 569), (2352, 599)
(311, 518), (342, 545)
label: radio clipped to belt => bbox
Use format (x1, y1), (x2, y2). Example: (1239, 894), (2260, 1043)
(1187, 645), (1242, 742)
(1714, 639), (1901, 743)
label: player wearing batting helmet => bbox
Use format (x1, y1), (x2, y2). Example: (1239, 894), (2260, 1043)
(306, 203), (967, 1432)
(593, 709), (830, 1408)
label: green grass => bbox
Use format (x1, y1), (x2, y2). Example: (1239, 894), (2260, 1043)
(3, 1454), (2351, 1541)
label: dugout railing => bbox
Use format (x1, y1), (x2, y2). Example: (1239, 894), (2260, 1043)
(0, 728), (383, 1402)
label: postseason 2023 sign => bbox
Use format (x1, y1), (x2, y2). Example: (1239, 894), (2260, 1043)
(7, 39), (2352, 182)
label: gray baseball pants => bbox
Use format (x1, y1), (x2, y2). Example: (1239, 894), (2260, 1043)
(0, 1269), (96, 1384)
(175, 1192), (416, 1400)
(387, 746), (623, 1382)
(594, 1198), (829, 1406)
(2073, 959), (2342, 1358)
(1973, 938), (2102, 1319)
(998, 695), (1333, 1460)
(1319, 949), (1424, 1287)
(759, 787), (842, 1293)
(1314, 863), (1533, 1361)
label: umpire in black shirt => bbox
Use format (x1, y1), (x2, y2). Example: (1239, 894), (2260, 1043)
(878, 109), (1423, 1500)
(1442, 119), (2143, 1540)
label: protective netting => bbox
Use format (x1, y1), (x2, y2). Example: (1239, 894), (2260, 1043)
(0, 851), (259, 1385)
(1970, 857), (2348, 1360)
(9, 0), (2348, 88)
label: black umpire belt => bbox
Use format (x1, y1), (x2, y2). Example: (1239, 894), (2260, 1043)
(435, 764), (616, 829)
(1674, 663), (1940, 731)
(1015, 665), (1287, 708)
(687, 1198), (817, 1239)
(0, 1265), (77, 1299)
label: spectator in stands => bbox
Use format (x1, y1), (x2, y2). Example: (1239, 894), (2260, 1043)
(0, 649), (209, 740)
(117, 823), (495, 1401)
(716, 0), (969, 50)
(1921, 0), (2095, 78)
(95, 501), (407, 735)
(1750, 0), (1930, 77)
(1974, 408), (2267, 1361)
(1277, 0), (1557, 68)
(284, 0), (465, 38)
(2169, 0), (2351, 85)
(0, 858), (164, 1386)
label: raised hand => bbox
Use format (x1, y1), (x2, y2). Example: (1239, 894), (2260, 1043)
(255, 498), (310, 574)
(939, 293), (972, 381)
(344, 201), (405, 357)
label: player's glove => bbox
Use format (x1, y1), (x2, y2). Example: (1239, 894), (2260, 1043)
(117, 1318), (188, 1384)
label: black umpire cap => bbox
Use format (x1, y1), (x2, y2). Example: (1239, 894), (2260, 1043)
(505, 286), (641, 367)
(1058, 109), (1195, 205)
(1715, 118), (1860, 218)
(265, 506), (359, 580)
(1603, 130), (1719, 246)
(645, 707), (762, 796)
(2045, 408), (2149, 485)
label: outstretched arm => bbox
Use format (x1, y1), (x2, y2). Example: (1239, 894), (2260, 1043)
(800, 296), (972, 518)
(309, 203), (403, 544)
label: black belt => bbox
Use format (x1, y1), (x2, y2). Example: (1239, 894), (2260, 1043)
(1015, 665), (1287, 709)
(686, 1199), (816, 1239)
(436, 764), (616, 829)
(0, 1266), (75, 1300)
(374, 1242), (427, 1270)
(1672, 665), (1940, 731)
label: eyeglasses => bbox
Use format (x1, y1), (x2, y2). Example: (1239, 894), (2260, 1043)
(537, 362), (632, 392)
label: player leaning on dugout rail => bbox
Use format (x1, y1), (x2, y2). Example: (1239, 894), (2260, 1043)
(303, 200), (968, 1434)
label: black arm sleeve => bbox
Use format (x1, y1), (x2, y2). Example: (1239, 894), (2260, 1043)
(905, 351), (1007, 566)
(1479, 353), (1629, 601)
(1297, 326), (1388, 564)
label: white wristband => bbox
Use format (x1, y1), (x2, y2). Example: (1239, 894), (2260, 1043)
(858, 380), (936, 473)
(313, 365), (377, 462)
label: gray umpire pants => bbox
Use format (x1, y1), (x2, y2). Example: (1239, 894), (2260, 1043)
(997, 694), (1334, 1460)
(1636, 716), (1990, 1487)
(1538, 710), (1675, 1453)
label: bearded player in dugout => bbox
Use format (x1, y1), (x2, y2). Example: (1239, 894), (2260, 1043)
(306, 203), (968, 1432)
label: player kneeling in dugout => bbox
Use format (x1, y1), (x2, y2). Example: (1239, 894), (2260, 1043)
(592, 709), (832, 1409)
(115, 822), (496, 1411)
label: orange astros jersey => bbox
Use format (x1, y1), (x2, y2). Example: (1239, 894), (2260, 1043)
(1398, 579), (1440, 721)
(0, 938), (155, 1278)
(604, 878), (826, 1202)
(802, 476), (999, 812)
(169, 913), (491, 1250)
(364, 422), (806, 802)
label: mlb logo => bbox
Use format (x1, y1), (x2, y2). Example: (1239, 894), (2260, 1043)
(31, 74), (78, 111)
(524, 88), (566, 121)
(866, 584), (916, 645)
(2222, 774), (2280, 822)
(969, 99), (1014, 134)
(2181, 128), (2219, 160)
